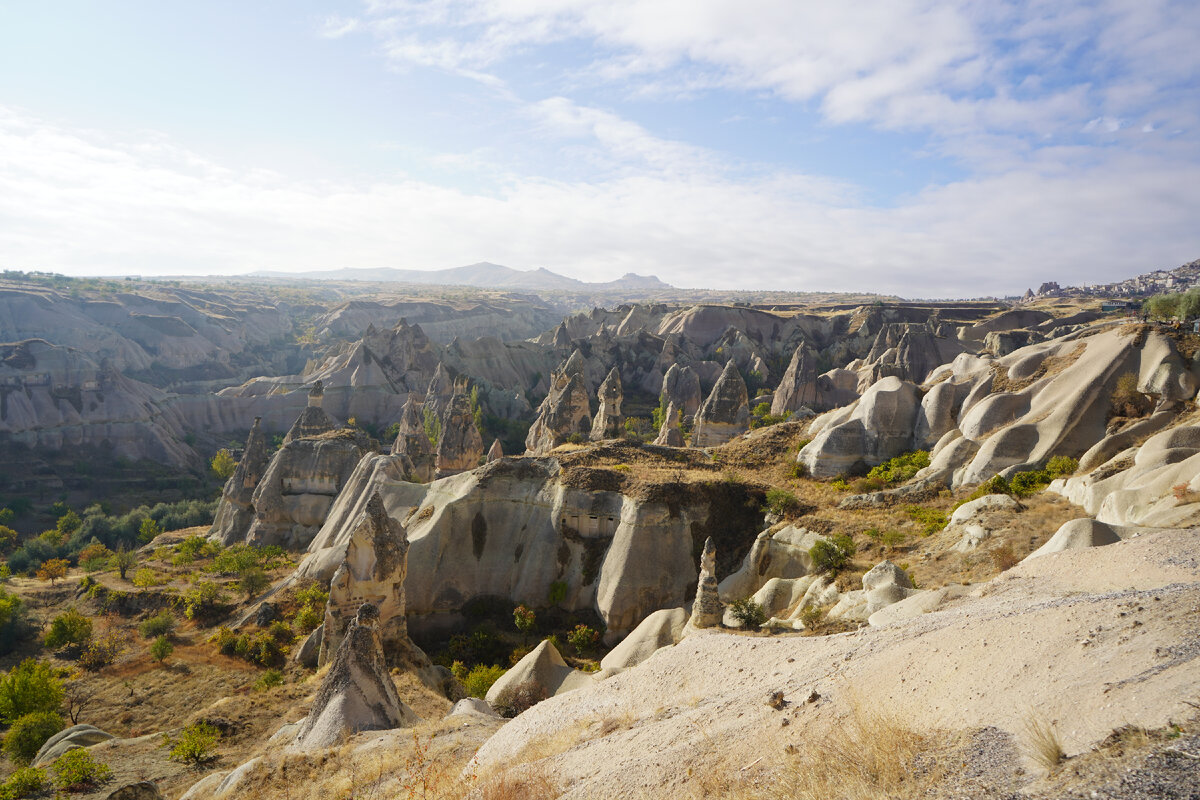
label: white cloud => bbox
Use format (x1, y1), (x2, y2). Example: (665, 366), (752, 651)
(319, 15), (361, 39)
(1, 107), (1197, 297)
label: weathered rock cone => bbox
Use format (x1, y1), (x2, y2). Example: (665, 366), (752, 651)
(691, 360), (750, 447)
(487, 438), (503, 462)
(660, 363), (702, 419)
(525, 349), (592, 455)
(423, 363), (454, 420)
(283, 381), (338, 443)
(590, 367), (624, 441)
(771, 343), (819, 416)
(689, 537), (722, 628)
(209, 417), (270, 545)
(292, 602), (418, 751)
(390, 397), (435, 483)
(435, 392), (484, 476)
(653, 400), (685, 447)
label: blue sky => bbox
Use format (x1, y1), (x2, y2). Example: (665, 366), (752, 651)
(1, 1), (1198, 296)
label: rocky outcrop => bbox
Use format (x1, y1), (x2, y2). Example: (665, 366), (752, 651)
(486, 439), (503, 462)
(691, 361), (750, 447)
(600, 607), (688, 672)
(525, 350), (592, 455)
(689, 537), (722, 628)
(283, 382), (338, 444)
(652, 401), (685, 447)
(1025, 518), (1121, 559)
(33, 724), (113, 767)
(771, 343), (819, 416)
(718, 526), (822, 601)
(798, 377), (922, 478)
(660, 363), (702, 419)
(209, 417), (271, 545)
(390, 397), (436, 483)
(292, 602), (418, 751)
(320, 493), (414, 668)
(485, 639), (592, 706)
(435, 392), (484, 476)
(828, 560), (918, 622)
(590, 367), (624, 441)
(858, 323), (951, 387)
(423, 363), (454, 420)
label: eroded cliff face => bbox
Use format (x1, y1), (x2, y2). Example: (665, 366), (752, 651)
(294, 454), (765, 639)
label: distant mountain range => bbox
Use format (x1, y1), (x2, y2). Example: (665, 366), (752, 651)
(250, 262), (675, 292)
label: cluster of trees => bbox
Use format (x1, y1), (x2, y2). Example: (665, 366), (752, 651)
(1143, 288), (1200, 320)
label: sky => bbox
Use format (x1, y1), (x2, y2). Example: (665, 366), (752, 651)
(0, 1), (1198, 297)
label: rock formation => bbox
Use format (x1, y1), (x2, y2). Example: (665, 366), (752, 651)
(486, 438), (503, 462)
(423, 363), (454, 420)
(292, 602), (418, 751)
(660, 363), (703, 419)
(319, 492), (413, 667)
(390, 397), (436, 483)
(689, 537), (722, 628)
(590, 367), (624, 441)
(690, 360), (750, 447)
(208, 417), (271, 545)
(652, 400), (685, 447)
(771, 343), (819, 416)
(798, 377), (922, 478)
(525, 350), (592, 455)
(435, 391), (484, 476)
(283, 381), (338, 444)
(484, 639), (593, 706)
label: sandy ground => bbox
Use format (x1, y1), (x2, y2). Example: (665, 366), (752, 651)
(472, 527), (1200, 798)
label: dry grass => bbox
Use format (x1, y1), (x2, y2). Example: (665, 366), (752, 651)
(1023, 712), (1067, 772)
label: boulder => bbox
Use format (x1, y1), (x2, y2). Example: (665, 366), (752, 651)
(34, 724), (114, 767)
(600, 607), (688, 672)
(590, 367), (624, 441)
(105, 782), (164, 800)
(718, 526), (822, 601)
(689, 537), (723, 628)
(771, 343), (819, 416)
(435, 392), (484, 476)
(292, 603), (419, 751)
(486, 439), (503, 462)
(525, 350), (592, 455)
(798, 377), (921, 478)
(949, 494), (1021, 525)
(294, 624), (323, 668)
(485, 639), (592, 705)
(446, 697), (500, 720)
(691, 361), (750, 447)
(660, 363), (703, 418)
(1025, 518), (1121, 559)
(828, 560), (916, 621)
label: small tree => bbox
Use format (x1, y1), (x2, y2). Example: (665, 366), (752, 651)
(566, 624), (600, 656)
(211, 449), (237, 481)
(51, 747), (112, 791)
(728, 597), (767, 628)
(513, 604), (535, 644)
(138, 517), (162, 544)
(35, 559), (68, 585)
(109, 547), (137, 580)
(44, 608), (93, 652)
(0, 659), (64, 724)
(3, 711), (64, 764)
(239, 567), (270, 599)
(150, 635), (174, 664)
(164, 722), (220, 765)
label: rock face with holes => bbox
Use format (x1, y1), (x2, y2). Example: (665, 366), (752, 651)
(689, 537), (723, 628)
(296, 457), (764, 640)
(319, 492), (412, 667)
(590, 367), (624, 441)
(209, 417), (272, 545)
(525, 350), (592, 455)
(691, 361), (750, 447)
(292, 602), (419, 751)
(390, 397), (436, 483)
(435, 392), (484, 476)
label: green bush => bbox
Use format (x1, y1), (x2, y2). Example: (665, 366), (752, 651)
(2, 711), (64, 765)
(764, 488), (802, 518)
(809, 533), (856, 575)
(866, 451), (930, 485)
(905, 506), (948, 536)
(138, 610), (177, 639)
(566, 624), (600, 656)
(78, 632), (123, 672)
(293, 583), (329, 609)
(181, 581), (229, 621)
(728, 597), (767, 628)
(150, 636), (174, 664)
(291, 604), (323, 635)
(457, 663), (506, 698)
(0, 660), (63, 725)
(51, 747), (112, 791)
(211, 544), (286, 575)
(0, 767), (46, 800)
(163, 722), (220, 764)
(238, 567), (270, 599)
(1046, 455), (1079, 477)
(750, 403), (792, 429)
(0, 587), (24, 656)
(172, 535), (220, 565)
(43, 608), (92, 651)
(546, 581), (567, 605)
(254, 669), (283, 691)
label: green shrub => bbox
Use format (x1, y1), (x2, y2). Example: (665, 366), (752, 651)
(0, 660), (63, 724)
(566, 624), (600, 656)
(163, 721), (220, 764)
(905, 506), (948, 536)
(211, 544), (286, 575)
(238, 567), (270, 599)
(51, 747), (112, 791)
(131, 568), (166, 588)
(765, 488), (801, 518)
(492, 681), (548, 718)
(293, 583), (328, 609)
(512, 604), (536, 640)
(291, 604), (323, 635)
(138, 610), (176, 639)
(44, 608), (93, 651)
(173, 535), (220, 565)
(209, 627), (239, 656)
(460, 664), (506, 698)
(728, 598), (767, 628)
(78, 632), (123, 671)
(809, 533), (856, 575)
(750, 403), (791, 429)
(866, 451), (930, 485)
(0, 767), (46, 800)
(150, 635), (173, 664)
(254, 669), (283, 691)
(2, 711), (64, 765)
(1045, 455), (1079, 477)
(181, 581), (229, 621)
(108, 547), (136, 580)
(546, 581), (567, 605)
